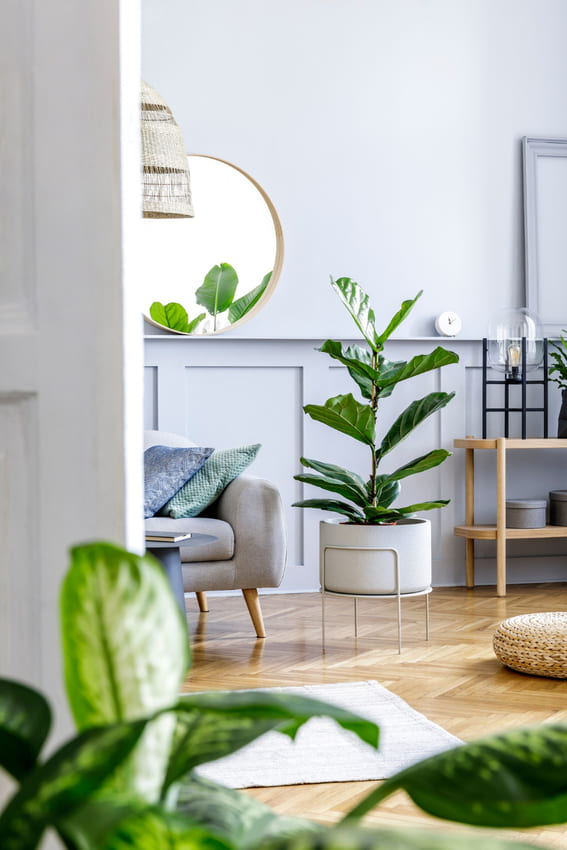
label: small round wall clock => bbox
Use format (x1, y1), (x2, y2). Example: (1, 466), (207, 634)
(435, 311), (462, 337)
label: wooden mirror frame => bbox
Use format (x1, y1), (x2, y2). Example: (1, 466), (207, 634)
(143, 154), (284, 336)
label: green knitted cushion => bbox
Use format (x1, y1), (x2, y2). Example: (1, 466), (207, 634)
(161, 444), (261, 518)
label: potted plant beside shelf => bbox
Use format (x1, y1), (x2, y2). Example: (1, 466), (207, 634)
(548, 330), (567, 437)
(293, 278), (458, 601)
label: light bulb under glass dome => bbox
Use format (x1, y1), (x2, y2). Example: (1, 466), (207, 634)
(487, 308), (543, 382)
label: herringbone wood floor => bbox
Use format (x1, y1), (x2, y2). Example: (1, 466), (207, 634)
(182, 584), (567, 848)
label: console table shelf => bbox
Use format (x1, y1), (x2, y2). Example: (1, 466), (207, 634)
(453, 437), (567, 596)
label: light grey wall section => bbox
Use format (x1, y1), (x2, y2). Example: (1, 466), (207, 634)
(145, 336), (567, 592)
(141, 0), (567, 341)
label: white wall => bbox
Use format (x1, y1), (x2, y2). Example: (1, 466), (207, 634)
(142, 0), (567, 340)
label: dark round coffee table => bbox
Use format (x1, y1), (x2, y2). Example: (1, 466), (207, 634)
(146, 533), (217, 624)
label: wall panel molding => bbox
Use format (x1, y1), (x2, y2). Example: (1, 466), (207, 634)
(145, 336), (567, 591)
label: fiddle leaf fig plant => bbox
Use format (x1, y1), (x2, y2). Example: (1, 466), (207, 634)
(548, 331), (567, 389)
(293, 278), (459, 524)
(150, 265), (272, 334)
(0, 540), (565, 850)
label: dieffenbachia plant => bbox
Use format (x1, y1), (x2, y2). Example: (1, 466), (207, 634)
(293, 278), (459, 524)
(0, 541), (565, 849)
(150, 264), (272, 333)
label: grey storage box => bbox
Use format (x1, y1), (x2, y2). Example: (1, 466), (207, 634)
(506, 499), (547, 529)
(549, 490), (567, 526)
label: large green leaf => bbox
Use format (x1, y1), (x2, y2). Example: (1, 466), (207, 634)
(373, 476), (401, 508)
(0, 720), (147, 850)
(330, 277), (379, 351)
(298, 458), (369, 502)
(294, 473), (367, 507)
(97, 808), (232, 850)
(375, 291), (422, 347)
(162, 690), (379, 793)
(228, 272), (271, 323)
(176, 775), (315, 850)
(195, 263), (239, 325)
(149, 302), (190, 333)
(378, 348), (459, 388)
(317, 341), (379, 400)
(291, 498), (366, 522)
(379, 393), (456, 457)
(60, 542), (189, 801)
(186, 313), (207, 333)
(0, 679), (51, 781)
(388, 449), (451, 482)
(304, 395), (375, 446)
(258, 824), (539, 850)
(343, 724), (567, 829)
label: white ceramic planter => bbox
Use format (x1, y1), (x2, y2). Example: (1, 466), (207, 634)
(320, 518), (432, 596)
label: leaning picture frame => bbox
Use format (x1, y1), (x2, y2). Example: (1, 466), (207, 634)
(523, 136), (567, 337)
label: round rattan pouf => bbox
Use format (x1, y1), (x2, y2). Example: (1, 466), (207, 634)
(493, 612), (567, 678)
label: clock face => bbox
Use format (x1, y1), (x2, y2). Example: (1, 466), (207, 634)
(435, 311), (462, 337)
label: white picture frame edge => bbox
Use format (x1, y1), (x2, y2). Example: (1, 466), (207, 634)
(523, 135), (567, 338)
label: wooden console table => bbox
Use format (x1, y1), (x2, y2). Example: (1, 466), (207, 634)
(453, 438), (567, 596)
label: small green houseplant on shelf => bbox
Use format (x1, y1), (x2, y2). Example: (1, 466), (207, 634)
(548, 330), (567, 437)
(293, 278), (459, 598)
(1, 541), (567, 850)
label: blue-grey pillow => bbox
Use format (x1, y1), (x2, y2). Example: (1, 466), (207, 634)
(144, 445), (214, 518)
(161, 444), (261, 518)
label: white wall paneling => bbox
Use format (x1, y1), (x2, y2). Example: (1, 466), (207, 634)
(146, 335), (567, 592)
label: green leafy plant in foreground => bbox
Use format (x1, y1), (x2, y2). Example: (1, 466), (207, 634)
(293, 278), (459, 524)
(150, 264), (272, 333)
(1, 542), (566, 849)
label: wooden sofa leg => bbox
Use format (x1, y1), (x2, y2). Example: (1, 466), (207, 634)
(242, 588), (266, 638)
(196, 591), (209, 612)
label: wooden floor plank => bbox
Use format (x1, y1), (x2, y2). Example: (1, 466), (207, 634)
(183, 584), (567, 848)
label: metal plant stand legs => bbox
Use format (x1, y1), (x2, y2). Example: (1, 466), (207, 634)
(321, 543), (431, 654)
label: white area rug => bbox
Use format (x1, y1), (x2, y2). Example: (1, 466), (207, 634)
(197, 679), (461, 788)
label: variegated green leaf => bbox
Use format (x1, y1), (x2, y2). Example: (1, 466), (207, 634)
(375, 291), (422, 346)
(343, 724), (567, 829)
(330, 278), (379, 350)
(259, 824), (539, 850)
(176, 775), (315, 850)
(97, 807), (232, 850)
(378, 348), (459, 387)
(0, 679), (51, 782)
(291, 498), (365, 522)
(304, 395), (375, 446)
(388, 449), (451, 481)
(379, 393), (456, 457)
(162, 690), (379, 792)
(61, 542), (189, 802)
(0, 720), (147, 850)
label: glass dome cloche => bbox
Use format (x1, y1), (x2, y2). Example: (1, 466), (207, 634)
(487, 308), (544, 382)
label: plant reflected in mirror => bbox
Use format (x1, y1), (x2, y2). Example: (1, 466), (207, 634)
(150, 264), (272, 333)
(142, 155), (283, 336)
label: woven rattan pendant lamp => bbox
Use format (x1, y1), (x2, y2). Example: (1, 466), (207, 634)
(141, 79), (194, 218)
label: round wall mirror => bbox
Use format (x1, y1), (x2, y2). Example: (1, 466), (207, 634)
(141, 154), (284, 335)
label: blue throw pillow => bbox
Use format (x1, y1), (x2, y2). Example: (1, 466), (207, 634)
(144, 445), (214, 518)
(161, 444), (261, 518)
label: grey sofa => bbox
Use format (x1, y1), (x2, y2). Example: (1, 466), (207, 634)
(144, 430), (287, 637)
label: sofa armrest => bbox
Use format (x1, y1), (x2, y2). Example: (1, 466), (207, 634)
(207, 475), (287, 589)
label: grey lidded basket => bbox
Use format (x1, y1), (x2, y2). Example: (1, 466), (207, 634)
(505, 499), (546, 528)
